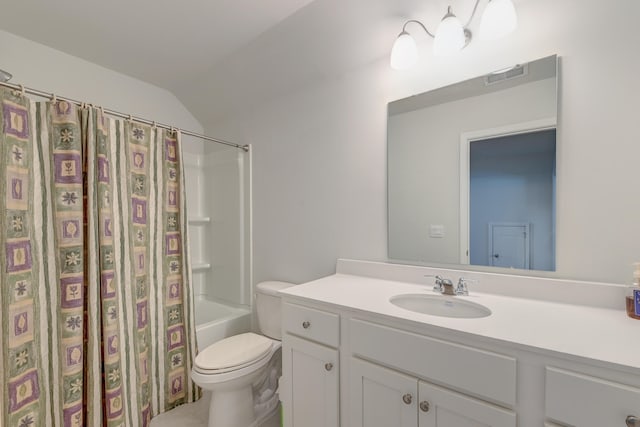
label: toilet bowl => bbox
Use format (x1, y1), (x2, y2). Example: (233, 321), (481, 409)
(191, 281), (295, 427)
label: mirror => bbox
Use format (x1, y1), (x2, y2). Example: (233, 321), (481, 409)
(388, 55), (557, 273)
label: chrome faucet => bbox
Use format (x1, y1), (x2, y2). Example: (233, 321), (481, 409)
(429, 275), (476, 296)
(432, 275), (455, 295)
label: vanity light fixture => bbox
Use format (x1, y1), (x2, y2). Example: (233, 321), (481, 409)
(479, 0), (518, 40)
(433, 6), (468, 57)
(390, 0), (518, 70)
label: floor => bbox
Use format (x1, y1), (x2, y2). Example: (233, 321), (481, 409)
(149, 392), (281, 427)
(150, 395), (209, 427)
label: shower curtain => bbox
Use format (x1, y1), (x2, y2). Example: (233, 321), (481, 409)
(0, 88), (200, 427)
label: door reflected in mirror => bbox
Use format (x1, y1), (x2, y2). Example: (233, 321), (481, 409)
(388, 55), (557, 273)
(468, 128), (556, 270)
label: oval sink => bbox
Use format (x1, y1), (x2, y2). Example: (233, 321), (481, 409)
(390, 294), (491, 318)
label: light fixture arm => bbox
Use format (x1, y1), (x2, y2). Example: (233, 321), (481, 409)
(400, 0), (480, 46)
(401, 19), (435, 39)
(463, 0), (482, 28)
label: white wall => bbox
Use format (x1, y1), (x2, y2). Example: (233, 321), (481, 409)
(0, 29), (204, 151)
(0, 27), (206, 209)
(0, 29), (214, 290)
(207, 0), (640, 285)
(207, 67), (390, 285)
(388, 78), (556, 265)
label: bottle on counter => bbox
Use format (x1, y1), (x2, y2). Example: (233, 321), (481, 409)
(626, 262), (640, 320)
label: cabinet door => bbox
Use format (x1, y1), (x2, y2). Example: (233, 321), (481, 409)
(418, 381), (516, 427)
(350, 358), (418, 427)
(282, 334), (339, 427)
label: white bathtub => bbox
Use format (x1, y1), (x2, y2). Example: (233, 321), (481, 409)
(194, 297), (252, 350)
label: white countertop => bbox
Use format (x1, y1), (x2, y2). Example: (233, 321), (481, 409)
(280, 273), (640, 371)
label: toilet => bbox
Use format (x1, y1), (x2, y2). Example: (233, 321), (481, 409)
(191, 281), (295, 427)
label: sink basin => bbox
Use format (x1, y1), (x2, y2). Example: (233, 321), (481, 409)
(389, 294), (491, 318)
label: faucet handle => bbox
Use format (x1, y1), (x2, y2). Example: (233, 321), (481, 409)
(424, 274), (444, 293)
(425, 275), (453, 294)
(455, 278), (477, 296)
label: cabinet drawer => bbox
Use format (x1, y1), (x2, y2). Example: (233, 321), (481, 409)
(545, 367), (640, 427)
(350, 319), (516, 408)
(283, 303), (340, 347)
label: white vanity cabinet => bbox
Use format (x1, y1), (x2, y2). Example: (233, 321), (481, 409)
(544, 367), (640, 427)
(350, 358), (516, 427)
(350, 358), (418, 427)
(281, 302), (340, 427)
(279, 266), (640, 427)
(417, 380), (516, 427)
(349, 319), (516, 427)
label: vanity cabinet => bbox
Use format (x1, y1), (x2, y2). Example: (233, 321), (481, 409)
(282, 335), (339, 427)
(544, 367), (640, 427)
(349, 318), (516, 427)
(350, 358), (417, 427)
(281, 303), (340, 427)
(350, 319), (516, 408)
(279, 270), (640, 427)
(350, 358), (516, 427)
(417, 380), (516, 427)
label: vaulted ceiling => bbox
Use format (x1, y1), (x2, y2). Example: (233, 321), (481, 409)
(0, 0), (487, 125)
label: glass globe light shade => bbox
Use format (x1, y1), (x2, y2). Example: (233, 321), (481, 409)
(433, 10), (466, 56)
(390, 32), (419, 70)
(479, 0), (518, 41)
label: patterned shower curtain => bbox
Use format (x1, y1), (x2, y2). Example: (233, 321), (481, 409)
(0, 88), (200, 427)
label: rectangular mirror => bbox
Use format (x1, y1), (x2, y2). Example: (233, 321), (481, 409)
(388, 55), (557, 273)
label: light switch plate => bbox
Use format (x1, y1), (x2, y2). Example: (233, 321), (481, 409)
(429, 225), (445, 238)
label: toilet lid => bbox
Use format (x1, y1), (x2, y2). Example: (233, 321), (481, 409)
(195, 332), (273, 371)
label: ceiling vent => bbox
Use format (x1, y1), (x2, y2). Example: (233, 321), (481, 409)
(485, 64), (528, 86)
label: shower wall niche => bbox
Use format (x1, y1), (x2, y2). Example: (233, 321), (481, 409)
(183, 140), (252, 310)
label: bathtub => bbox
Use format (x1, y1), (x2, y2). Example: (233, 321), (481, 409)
(194, 297), (252, 350)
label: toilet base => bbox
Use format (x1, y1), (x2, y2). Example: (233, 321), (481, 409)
(208, 386), (255, 427)
(192, 340), (282, 427)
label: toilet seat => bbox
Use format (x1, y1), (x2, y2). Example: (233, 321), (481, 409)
(192, 333), (281, 384)
(195, 348), (272, 375)
(195, 332), (273, 372)
(192, 341), (280, 385)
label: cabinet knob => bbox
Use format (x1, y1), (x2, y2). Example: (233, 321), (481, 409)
(419, 401), (430, 412)
(627, 416), (639, 427)
(302, 321), (311, 329)
(324, 362), (333, 371)
(402, 394), (413, 405)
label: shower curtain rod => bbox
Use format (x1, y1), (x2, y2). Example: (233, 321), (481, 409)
(0, 80), (249, 152)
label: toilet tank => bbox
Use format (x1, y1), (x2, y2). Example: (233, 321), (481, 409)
(255, 281), (296, 340)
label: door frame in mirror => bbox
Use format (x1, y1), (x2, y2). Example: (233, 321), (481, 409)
(459, 117), (557, 264)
